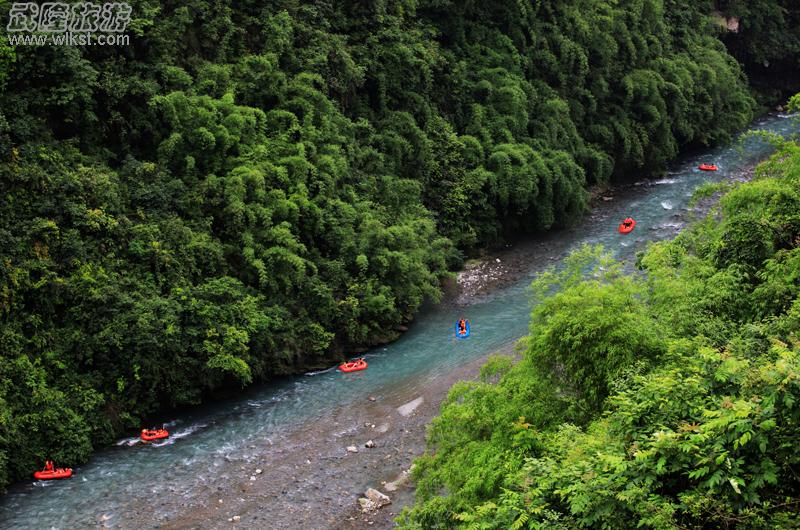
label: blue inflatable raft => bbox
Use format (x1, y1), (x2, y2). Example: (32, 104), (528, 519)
(455, 320), (470, 339)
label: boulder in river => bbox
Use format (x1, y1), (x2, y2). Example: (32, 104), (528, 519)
(358, 488), (391, 513)
(347, 446), (359, 453)
(365, 439), (376, 448)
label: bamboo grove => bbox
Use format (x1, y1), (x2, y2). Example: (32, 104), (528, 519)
(0, 0), (798, 488)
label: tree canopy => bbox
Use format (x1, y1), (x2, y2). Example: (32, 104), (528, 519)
(0, 0), (794, 489)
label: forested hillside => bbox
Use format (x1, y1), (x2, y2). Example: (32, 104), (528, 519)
(0, 0), (792, 488)
(715, 0), (800, 100)
(399, 108), (800, 528)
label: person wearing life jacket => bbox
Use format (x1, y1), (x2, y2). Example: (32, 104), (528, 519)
(458, 319), (467, 334)
(44, 460), (54, 472)
(622, 217), (634, 228)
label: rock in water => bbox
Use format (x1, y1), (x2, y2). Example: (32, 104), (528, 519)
(359, 488), (392, 513)
(661, 200), (673, 210)
(347, 446), (358, 453)
(366, 488), (391, 506)
(365, 440), (376, 448)
(397, 397), (424, 417)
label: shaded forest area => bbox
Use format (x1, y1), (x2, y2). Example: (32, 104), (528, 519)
(0, 0), (798, 488)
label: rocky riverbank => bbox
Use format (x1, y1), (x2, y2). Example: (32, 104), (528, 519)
(155, 350), (503, 530)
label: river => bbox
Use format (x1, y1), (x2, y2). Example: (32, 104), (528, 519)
(0, 112), (796, 529)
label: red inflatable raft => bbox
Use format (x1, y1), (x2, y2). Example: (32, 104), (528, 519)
(339, 359), (368, 373)
(618, 217), (636, 234)
(33, 468), (72, 480)
(699, 163), (718, 171)
(141, 428), (169, 442)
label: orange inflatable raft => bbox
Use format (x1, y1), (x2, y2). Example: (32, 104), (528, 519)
(339, 359), (368, 372)
(141, 428), (170, 442)
(618, 217), (636, 234)
(33, 468), (72, 480)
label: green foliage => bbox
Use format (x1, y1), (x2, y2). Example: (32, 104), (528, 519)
(688, 181), (732, 207)
(0, 0), (782, 489)
(715, 0), (800, 72)
(400, 138), (800, 528)
(528, 265), (666, 422)
(790, 93), (800, 114)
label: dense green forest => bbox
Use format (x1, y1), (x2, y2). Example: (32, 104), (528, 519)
(0, 0), (797, 489)
(715, 0), (800, 101)
(398, 115), (800, 528)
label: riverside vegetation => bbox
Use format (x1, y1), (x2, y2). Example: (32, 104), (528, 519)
(0, 0), (798, 489)
(399, 102), (800, 528)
